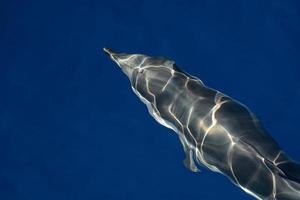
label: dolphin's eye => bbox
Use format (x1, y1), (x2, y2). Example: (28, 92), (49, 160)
(139, 68), (145, 73)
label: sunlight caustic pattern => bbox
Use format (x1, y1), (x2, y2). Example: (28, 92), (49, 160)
(103, 48), (300, 200)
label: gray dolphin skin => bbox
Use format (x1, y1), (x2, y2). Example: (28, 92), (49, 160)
(103, 48), (300, 200)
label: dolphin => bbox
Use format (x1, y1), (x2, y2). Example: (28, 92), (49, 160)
(103, 48), (300, 200)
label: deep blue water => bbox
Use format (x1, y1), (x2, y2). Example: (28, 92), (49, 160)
(1, 0), (300, 199)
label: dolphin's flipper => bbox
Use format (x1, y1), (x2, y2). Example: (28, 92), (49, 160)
(179, 136), (200, 172)
(183, 149), (200, 173)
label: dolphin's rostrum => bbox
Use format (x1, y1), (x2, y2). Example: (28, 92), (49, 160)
(103, 48), (300, 200)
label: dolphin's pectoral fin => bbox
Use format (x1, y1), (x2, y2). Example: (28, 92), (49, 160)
(179, 136), (200, 173)
(183, 149), (200, 172)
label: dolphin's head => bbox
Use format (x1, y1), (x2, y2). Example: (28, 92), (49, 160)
(103, 48), (178, 103)
(103, 48), (147, 80)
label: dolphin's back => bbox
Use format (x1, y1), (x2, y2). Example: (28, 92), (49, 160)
(141, 64), (300, 199)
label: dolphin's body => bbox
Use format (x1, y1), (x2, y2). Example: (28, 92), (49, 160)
(103, 48), (300, 200)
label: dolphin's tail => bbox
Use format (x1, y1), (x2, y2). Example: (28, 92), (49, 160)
(278, 161), (300, 184)
(221, 143), (300, 200)
(272, 160), (300, 200)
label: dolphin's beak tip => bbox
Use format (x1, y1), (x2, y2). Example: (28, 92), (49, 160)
(103, 47), (119, 64)
(103, 47), (113, 55)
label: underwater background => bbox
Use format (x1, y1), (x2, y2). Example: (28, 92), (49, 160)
(1, 0), (300, 199)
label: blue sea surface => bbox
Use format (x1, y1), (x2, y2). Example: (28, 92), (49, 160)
(1, 1), (300, 199)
